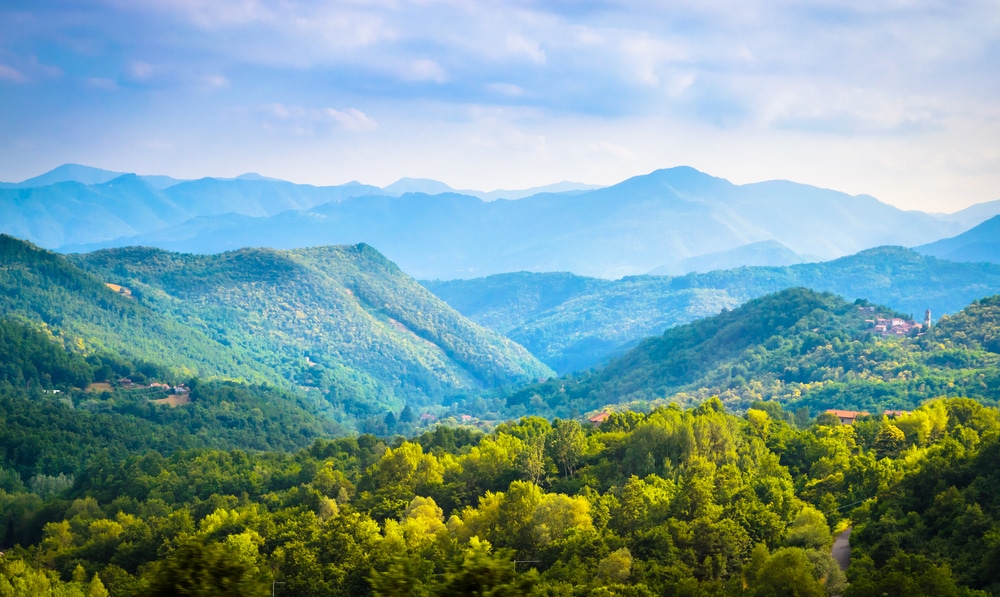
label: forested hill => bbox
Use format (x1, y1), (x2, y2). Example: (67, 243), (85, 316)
(424, 246), (1000, 373)
(73, 242), (552, 419)
(0, 234), (267, 383)
(507, 288), (1000, 418)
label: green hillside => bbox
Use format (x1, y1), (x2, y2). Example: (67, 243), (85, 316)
(73, 243), (552, 420)
(425, 247), (1000, 373)
(507, 288), (1000, 418)
(0, 316), (341, 478)
(0, 234), (268, 383)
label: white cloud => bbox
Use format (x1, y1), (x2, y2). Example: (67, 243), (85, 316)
(326, 108), (378, 132)
(586, 141), (634, 160)
(406, 59), (448, 83)
(487, 82), (526, 96)
(128, 61), (155, 80)
(505, 33), (546, 64)
(201, 74), (230, 89)
(0, 64), (26, 83)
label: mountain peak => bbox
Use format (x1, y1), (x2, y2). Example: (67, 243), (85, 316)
(382, 177), (456, 196)
(15, 163), (126, 188)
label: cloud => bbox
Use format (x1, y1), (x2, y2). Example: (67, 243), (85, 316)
(488, 82), (526, 97)
(128, 61), (155, 80)
(0, 64), (26, 83)
(405, 59), (448, 83)
(201, 74), (229, 89)
(325, 108), (378, 132)
(2, 0), (999, 209)
(505, 34), (546, 64)
(586, 140), (633, 160)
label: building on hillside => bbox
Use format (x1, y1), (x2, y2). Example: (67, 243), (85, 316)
(868, 314), (924, 337)
(588, 412), (611, 425)
(825, 409), (869, 425)
(883, 410), (909, 418)
(104, 283), (132, 297)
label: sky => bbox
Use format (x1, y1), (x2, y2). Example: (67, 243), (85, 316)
(0, 0), (998, 212)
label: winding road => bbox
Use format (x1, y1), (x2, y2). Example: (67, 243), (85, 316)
(832, 527), (852, 572)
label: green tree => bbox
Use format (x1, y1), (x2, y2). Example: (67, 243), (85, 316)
(874, 424), (906, 459)
(147, 540), (266, 597)
(547, 420), (586, 478)
(750, 547), (826, 597)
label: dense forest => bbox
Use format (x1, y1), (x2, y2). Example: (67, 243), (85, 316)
(2, 395), (999, 596)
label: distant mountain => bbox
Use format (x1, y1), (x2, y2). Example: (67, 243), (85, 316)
(380, 177), (600, 200)
(73, 242), (552, 418)
(65, 166), (968, 279)
(7, 163), (128, 187)
(382, 177), (456, 196)
(915, 215), (1000, 264)
(424, 246), (1000, 373)
(648, 240), (810, 275)
(0, 163), (187, 190)
(934, 199), (1000, 228)
(1, 174), (382, 249)
(468, 181), (602, 201)
(506, 288), (1000, 418)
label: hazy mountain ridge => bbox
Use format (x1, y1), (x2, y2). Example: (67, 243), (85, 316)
(1, 172), (384, 249)
(54, 166), (973, 279)
(424, 246), (1000, 373)
(915, 214), (1000, 264)
(649, 239), (811, 275)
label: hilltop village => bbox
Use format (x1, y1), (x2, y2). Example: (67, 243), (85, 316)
(861, 305), (932, 337)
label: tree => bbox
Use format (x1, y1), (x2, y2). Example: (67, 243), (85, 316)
(750, 547), (826, 597)
(147, 540), (266, 597)
(785, 507), (831, 550)
(547, 420), (587, 478)
(874, 424), (906, 459)
(88, 574), (110, 597)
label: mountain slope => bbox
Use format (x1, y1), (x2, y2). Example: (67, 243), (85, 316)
(47, 166), (966, 279)
(507, 288), (1000, 417)
(425, 247), (1000, 373)
(0, 234), (267, 383)
(1, 174), (382, 249)
(73, 243), (553, 417)
(648, 239), (809, 275)
(915, 215), (1000, 264)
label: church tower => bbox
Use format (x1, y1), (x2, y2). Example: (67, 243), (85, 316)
(924, 309), (932, 328)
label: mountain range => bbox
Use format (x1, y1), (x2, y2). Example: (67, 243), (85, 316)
(916, 214), (1000, 264)
(506, 287), (1000, 419)
(4, 164), (999, 279)
(424, 246), (1000, 373)
(0, 235), (550, 427)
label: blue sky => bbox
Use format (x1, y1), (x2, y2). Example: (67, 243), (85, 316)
(1, 0), (998, 211)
